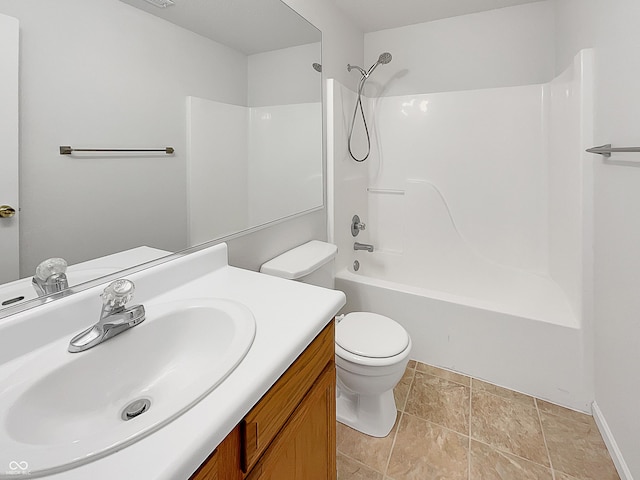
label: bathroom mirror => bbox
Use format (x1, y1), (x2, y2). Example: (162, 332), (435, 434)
(0, 0), (322, 314)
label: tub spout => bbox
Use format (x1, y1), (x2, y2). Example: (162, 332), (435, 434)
(354, 242), (374, 253)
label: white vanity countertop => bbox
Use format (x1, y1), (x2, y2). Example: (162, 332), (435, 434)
(1, 243), (345, 480)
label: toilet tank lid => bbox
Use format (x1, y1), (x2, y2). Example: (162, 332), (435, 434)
(260, 240), (337, 280)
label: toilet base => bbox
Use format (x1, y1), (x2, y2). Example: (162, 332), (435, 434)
(336, 384), (397, 437)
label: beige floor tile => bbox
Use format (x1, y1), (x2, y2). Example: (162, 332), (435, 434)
(386, 413), (468, 480)
(554, 472), (582, 480)
(415, 362), (471, 386)
(337, 453), (384, 480)
(536, 399), (592, 425)
(393, 366), (415, 412)
(336, 415), (399, 473)
(405, 372), (470, 435)
(540, 412), (620, 480)
(470, 390), (549, 466)
(472, 379), (535, 406)
(470, 440), (553, 479)
(406, 360), (417, 370)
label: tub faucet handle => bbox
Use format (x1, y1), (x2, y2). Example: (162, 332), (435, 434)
(351, 215), (367, 236)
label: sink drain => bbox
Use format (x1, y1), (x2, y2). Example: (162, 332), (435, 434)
(121, 398), (151, 421)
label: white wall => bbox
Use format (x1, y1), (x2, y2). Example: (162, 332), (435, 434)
(363, 1), (556, 97)
(553, 0), (595, 73)
(282, 0), (364, 92)
(248, 42), (322, 107)
(592, 4), (640, 479)
(555, 0), (640, 477)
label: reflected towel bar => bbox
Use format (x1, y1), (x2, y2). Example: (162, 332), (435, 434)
(59, 146), (175, 155)
(586, 144), (640, 158)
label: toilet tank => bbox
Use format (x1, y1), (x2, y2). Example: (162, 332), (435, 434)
(260, 241), (337, 289)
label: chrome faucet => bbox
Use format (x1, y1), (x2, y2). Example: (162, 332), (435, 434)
(32, 258), (69, 296)
(354, 242), (374, 253)
(68, 279), (145, 353)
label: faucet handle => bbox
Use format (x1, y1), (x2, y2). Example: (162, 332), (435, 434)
(35, 258), (67, 281)
(102, 279), (135, 310)
(351, 215), (367, 237)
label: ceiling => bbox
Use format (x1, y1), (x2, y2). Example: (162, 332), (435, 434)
(333, 0), (547, 33)
(119, 0), (320, 55)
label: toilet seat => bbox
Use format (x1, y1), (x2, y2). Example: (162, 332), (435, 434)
(336, 312), (410, 359)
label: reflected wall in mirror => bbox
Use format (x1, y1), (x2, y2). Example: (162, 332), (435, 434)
(0, 0), (322, 312)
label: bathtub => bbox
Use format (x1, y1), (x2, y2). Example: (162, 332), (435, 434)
(335, 253), (591, 412)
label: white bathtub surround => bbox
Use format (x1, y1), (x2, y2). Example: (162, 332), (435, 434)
(187, 96), (322, 244)
(330, 50), (595, 412)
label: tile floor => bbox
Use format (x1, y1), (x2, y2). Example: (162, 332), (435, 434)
(336, 360), (620, 480)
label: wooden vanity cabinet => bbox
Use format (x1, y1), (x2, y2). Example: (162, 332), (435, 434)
(190, 322), (336, 480)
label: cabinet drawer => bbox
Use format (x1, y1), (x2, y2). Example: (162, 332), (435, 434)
(241, 321), (334, 473)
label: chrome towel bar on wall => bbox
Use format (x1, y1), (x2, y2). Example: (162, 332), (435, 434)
(59, 146), (175, 155)
(586, 144), (640, 158)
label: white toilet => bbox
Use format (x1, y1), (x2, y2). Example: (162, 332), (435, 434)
(260, 240), (412, 437)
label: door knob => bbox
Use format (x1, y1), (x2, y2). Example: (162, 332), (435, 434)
(0, 205), (16, 218)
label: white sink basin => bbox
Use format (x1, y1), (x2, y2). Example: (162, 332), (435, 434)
(0, 298), (256, 478)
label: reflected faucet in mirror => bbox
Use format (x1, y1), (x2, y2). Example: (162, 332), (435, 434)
(68, 279), (146, 353)
(32, 258), (69, 296)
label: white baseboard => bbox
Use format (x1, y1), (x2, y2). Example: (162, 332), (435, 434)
(592, 401), (634, 480)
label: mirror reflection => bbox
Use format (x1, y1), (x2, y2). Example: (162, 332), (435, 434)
(0, 0), (322, 312)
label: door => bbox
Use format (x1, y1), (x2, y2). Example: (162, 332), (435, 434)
(0, 13), (19, 283)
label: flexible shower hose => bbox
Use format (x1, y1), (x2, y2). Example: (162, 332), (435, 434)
(347, 75), (370, 162)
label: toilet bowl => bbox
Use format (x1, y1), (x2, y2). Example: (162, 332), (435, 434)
(335, 311), (411, 436)
(260, 241), (412, 437)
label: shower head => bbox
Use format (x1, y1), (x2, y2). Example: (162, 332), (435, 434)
(366, 51), (393, 76)
(378, 52), (392, 65)
(347, 52), (392, 80)
(312, 63), (322, 73)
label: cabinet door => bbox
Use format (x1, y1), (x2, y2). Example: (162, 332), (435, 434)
(247, 364), (336, 480)
(242, 323), (335, 472)
(190, 426), (242, 480)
